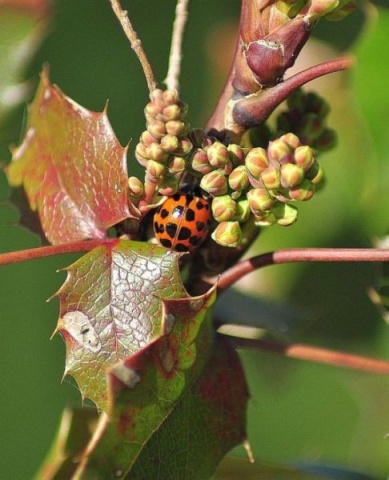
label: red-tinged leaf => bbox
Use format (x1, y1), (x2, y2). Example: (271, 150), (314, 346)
(55, 239), (187, 411)
(6, 68), (131, 244)
(72, 294), (249, 480)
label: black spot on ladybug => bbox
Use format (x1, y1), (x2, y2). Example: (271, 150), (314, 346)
(196, 221), (205, 232)
(172, 193), (181, 201)
(177, 226), (191, 241)
(160, 238), (173, 248)
(166, 222), (178, 239)
(154, 222), (165, 234)
(160, 208), (169, 219)
(185, 208), (195, 222)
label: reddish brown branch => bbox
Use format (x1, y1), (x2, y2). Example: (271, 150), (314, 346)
(233, 56), (354, 131)
(218, 248), (389, 292)
(232, 337), (389, 375)
(0, 239), (109, 266)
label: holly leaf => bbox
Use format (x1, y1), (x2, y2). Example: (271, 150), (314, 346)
(71, 291), (248, 480)
(54, 239), (187, 411)
(6, 68), (131, 244)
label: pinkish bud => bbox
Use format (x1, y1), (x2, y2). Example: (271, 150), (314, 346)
(229, 165), (250, 191)
(247, 188), (274, 214)
(280, 163), (304, 188)
(212, 221), (242, 248)
(245, 147), (269, 179)
(261, 166), (281, 190)
(211, 195), (237, 222)
(200, 170), (228, 196)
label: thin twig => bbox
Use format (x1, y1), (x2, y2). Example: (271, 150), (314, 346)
(231, 337), (389, 375)
(164, 0), (191, 92)
(218, 248), (389, 292)
(0, 239), (111, 266)
(110, 0), (158, 93)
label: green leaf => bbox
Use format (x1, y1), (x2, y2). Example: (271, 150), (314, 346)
(6, 69), (131, 244)
(72, 296), (248, 479)
(54, 239), (187, 411)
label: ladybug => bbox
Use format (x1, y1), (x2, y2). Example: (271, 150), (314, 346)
(153, 190), (211, 252)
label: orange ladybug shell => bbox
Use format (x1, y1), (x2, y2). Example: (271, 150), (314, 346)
(153, 192), (211, 252)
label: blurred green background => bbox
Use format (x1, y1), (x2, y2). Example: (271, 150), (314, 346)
(0, 0), (388, 478)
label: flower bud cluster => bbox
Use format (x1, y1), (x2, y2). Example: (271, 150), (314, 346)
(276, 89), (337, 152)
(192, 132), (323, 247)
(135, 89), (192, 198)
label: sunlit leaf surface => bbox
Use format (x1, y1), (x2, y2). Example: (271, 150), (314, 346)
(6, 69), (131, 244)
(55, 240), (186, 410)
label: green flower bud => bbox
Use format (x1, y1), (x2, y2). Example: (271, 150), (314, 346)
(306, 0), (340, 20)
(176, 138), (193, 156)
(300, 113), (325, 141)
(135, 143), (149, 166)
(158, 174), (179, 196)
(160, 134), (180, 153)
(147, 120), (167, 139)
(308, 163), (325, 185)
(254, 211), (277, 226)
(165, 120), (189, 136)
(211, 195), (237, 222)
(128, 176), (144, 197)
(315, 129), (337, 151)
(294, 145), (314, 169)
(281, 163), (305, 188)
(247, 188), (274, 214)
(233, 198), (251, 222)
(190, 148), (213, 174)
(151, 89), (164, 102)
(267, 139), (293, 164)
(228, 165), (250, 191)
(227, 144), (245, 166)
(146, 143), (169, 163)
(141, 130), (159, 146)
(161, 103), (182, 122)
(162, 104), (182, 121)
(306, 92), (330, 117)
(145, 99), (163, 119)
(200, 170), (228, 196)
(207, 142), (230, 168)
(212, 221), (242, 248)
(146, 160), (167, 180)
(245, 147), (269, 179)
(287, 88), (307, 112)
(273, 203), (298, 226)
(325, 0), (357, 21)
(168, 156), (187, 174)
(261, 166), (281, 190)
(276, 0), (307, 18)
(289, 179), (315, 201)
(162, 89), (178, 104)
(281, 133), (301, 150)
